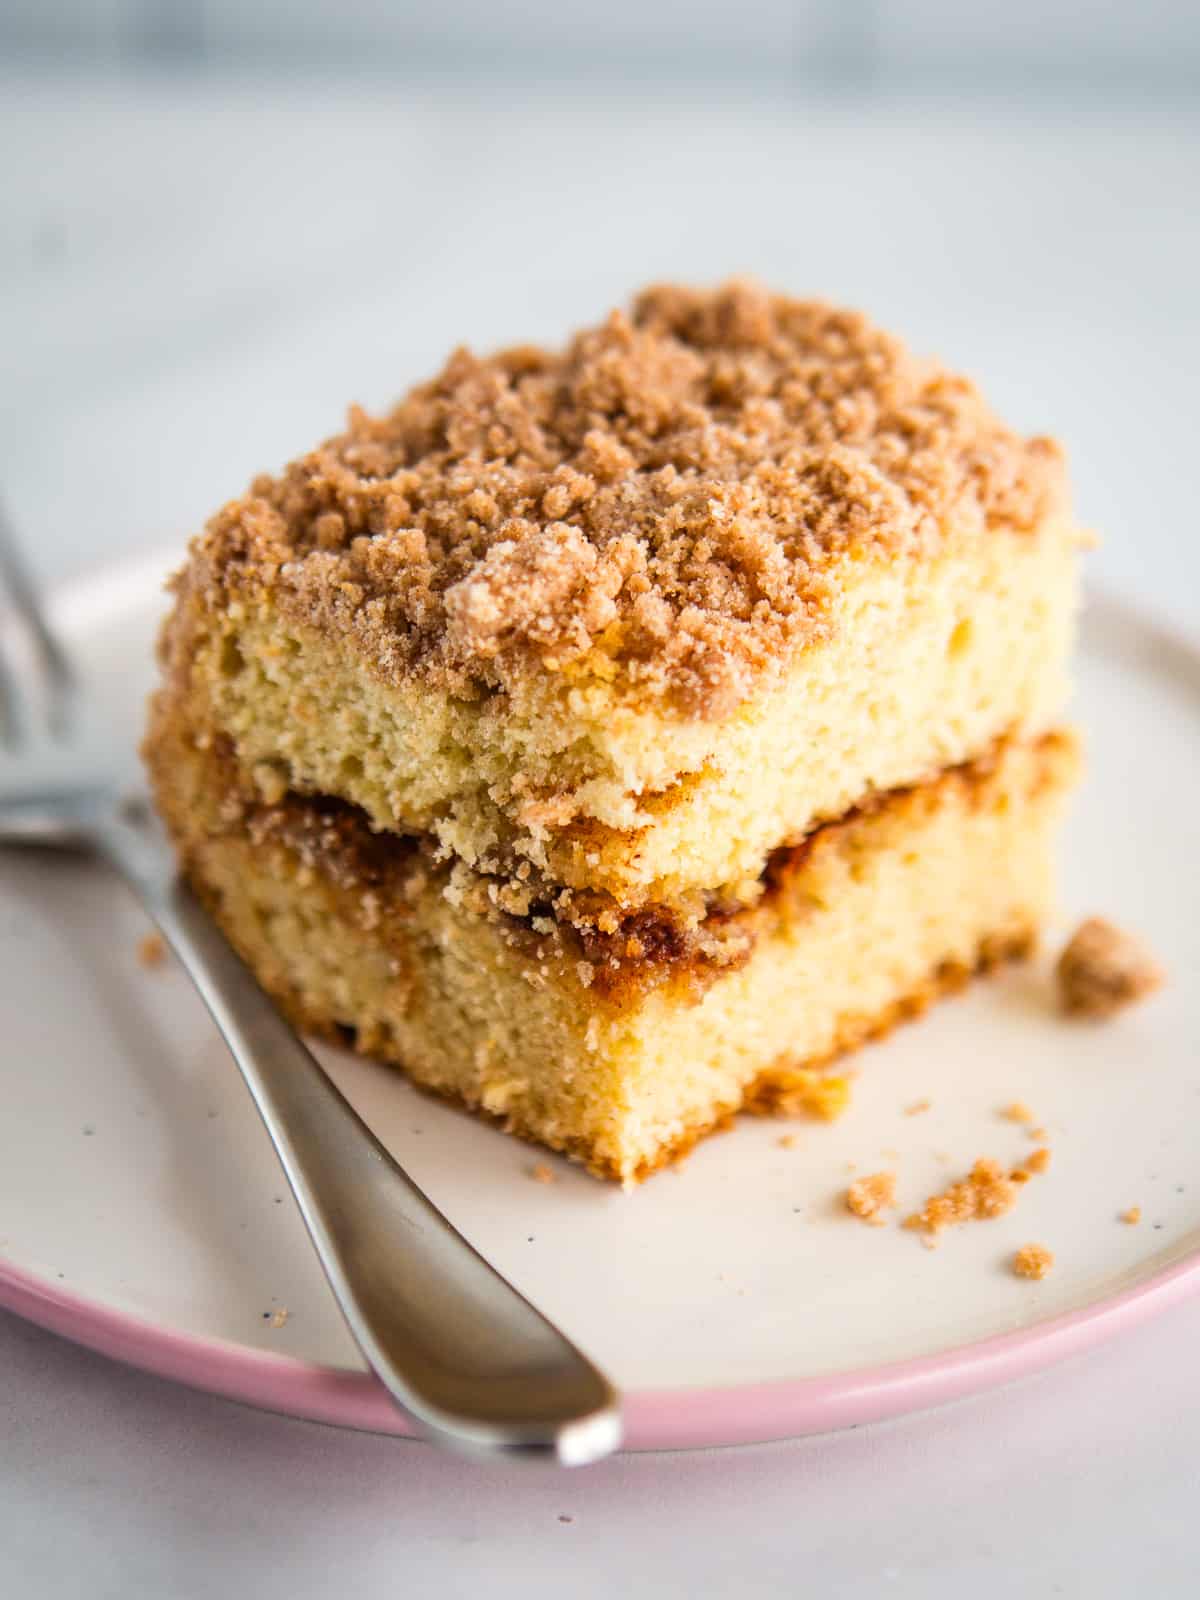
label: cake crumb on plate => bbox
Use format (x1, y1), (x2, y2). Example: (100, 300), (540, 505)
(845, 1171), (897, 1225)
(1002, 1100), (1035, 1124)
(1120, 1206), (1142, 1225)
(137, 931), (167, 969)
(1013, 1244), (1054, 1280)
(529, 1162), (557, 1184)
(904, 1098), (932, 1117)
(1057, 916), (1164, 1018)
(905, 1158), (1018, 1236)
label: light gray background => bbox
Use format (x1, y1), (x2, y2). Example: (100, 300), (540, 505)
(2, 13), (1200, 1595)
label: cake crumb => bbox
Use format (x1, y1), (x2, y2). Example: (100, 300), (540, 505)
(529, 1162), (557, 1184)
(264, 1307), (290, 1327)
(905, 1158), (1018, 1236)
(845, 1171), (897, 1225)
(1012, 1243), (1054, 1280)
(1023, 1147), (1051, 1176)
(776, 1134), (798, 1150)
(1057, 917), (1164, 1018)
(904, 1098), (932, 1117)
(137, 931), (167, 969)
(1002, 1100), (1035, 1124)
(1030, 1126), (1049, 1142)
(1120, 1206), (1142, 1225)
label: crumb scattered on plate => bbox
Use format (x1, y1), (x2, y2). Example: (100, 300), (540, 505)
(1120, 1206), (1142, 1225)
(1002, 1101), (1035, 1124)
(845, 1171), (897, 1225)
(264, 1307), (289, 1327)
(904, 1158), (1018, 1236)
(905, 1098), (932, 1117)
(1022, 1147), (1051, 1176)
(1057, 916), (1164, 1018)
(529, 1162), (557, 1184)
(137, 931), (167, 969)
(1012, 1244), (1054, 1280)
(776, 1134), (798, 1150)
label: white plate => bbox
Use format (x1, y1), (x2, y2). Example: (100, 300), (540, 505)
(1, 554), (1197, 1450)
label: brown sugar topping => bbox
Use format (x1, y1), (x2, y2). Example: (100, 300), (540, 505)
(190, 280), (1068, 717)
(1057, 917), (1164, 1019)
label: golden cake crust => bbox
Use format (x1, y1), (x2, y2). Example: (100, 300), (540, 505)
(183, 279), (1067, 719)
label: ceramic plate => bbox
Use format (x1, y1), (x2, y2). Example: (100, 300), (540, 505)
(2, 553), (1198, 1451)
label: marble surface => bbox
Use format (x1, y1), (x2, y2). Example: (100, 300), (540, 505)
(2, 66), (1199, 1597)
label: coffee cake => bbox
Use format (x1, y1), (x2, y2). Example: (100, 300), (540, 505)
(145, 281), (1084, 1181)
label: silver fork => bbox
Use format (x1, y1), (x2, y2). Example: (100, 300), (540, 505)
(0, 506), (620, 1465)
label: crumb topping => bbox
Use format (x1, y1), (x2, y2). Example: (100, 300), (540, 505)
(1012, 1243), (1054, 1280)
(189, 280), (1067, 718)
(846, 1171), (897, 1224)
(1057, 916), (1164, 1018)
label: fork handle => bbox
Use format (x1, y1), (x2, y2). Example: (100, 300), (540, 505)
(95, 809), (620, 1464)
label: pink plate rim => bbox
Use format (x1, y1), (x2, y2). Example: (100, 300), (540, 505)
(4, 555), (1199, 1451)
(4, 1251), (1200, 1451)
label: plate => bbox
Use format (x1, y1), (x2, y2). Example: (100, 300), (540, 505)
(1, 553), (1198, 1452)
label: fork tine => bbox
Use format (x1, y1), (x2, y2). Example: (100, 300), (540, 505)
(0, 497), (77, 737)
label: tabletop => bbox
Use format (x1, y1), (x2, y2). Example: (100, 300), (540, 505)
(2, 64), (1199, 1598)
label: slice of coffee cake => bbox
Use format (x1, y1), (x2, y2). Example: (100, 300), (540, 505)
(145, 281), (1083, 1180)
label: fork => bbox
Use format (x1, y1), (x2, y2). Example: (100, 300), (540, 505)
(0, 504), (620, 1465)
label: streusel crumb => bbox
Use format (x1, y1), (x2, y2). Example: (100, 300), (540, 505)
(192, 280), (1067, 718)
(1120, 1206), (1142, 1225)
(846, 1171), (897, 1225)
(1002, 1100), (1035, 1124)
(529, 1162), (557, 1184)
(137, 931), (167, 968)
(1057, 917), (1164, 1019)
(905, 1158), (1018, 1236)
(1013, 1244), (1054, 1280)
